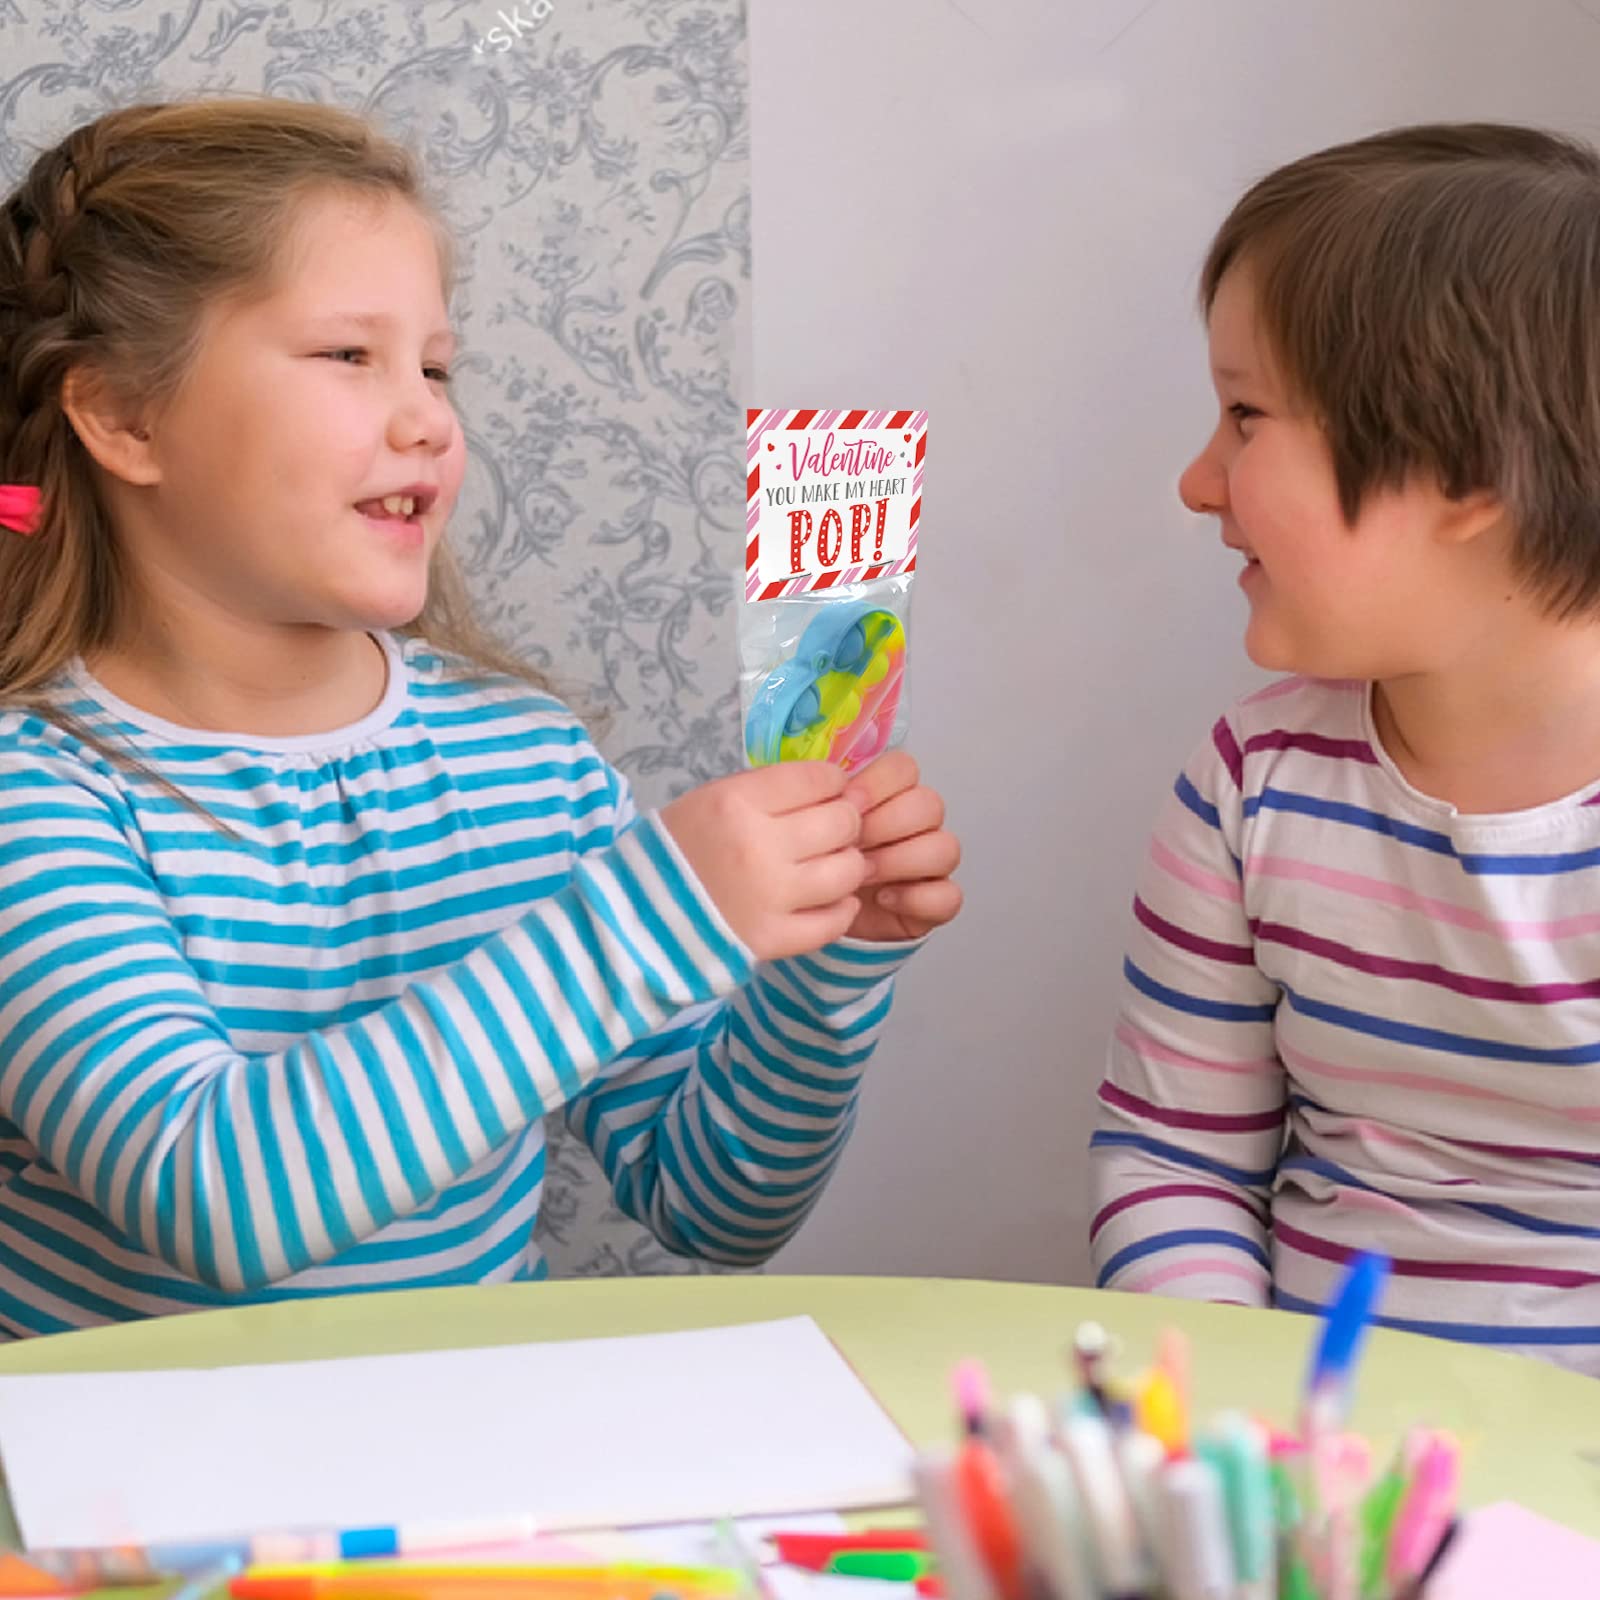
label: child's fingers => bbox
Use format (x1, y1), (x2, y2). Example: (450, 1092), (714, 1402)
(842, 750), (919, 813)
(863, 828), (961, 886)
(856, 784), (946, 850)
(783, 796), (865, 861)
(780, 897), (863, 955)
(741, 759), (849, 814)
(788, 847), (870, 909)
(871, 877), (964, 928)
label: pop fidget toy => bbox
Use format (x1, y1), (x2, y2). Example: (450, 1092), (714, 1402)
(744, 600), (906, 774)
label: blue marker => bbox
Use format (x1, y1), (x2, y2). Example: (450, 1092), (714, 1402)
(1298, 1252), (1392, 1582)
(1305, 1252), (1390, 1426)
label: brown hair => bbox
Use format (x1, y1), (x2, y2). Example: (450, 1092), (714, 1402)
(1200, 120), (1600, 618)
(0, 93), (553, 827)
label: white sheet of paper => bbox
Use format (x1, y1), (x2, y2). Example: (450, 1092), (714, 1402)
(0, 1316), (916, 1549)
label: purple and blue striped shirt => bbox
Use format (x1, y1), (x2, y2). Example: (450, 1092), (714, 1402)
(1089, 674), (1600, 1375)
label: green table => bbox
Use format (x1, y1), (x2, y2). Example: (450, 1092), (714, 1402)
(0, 1274), (1596, 1566)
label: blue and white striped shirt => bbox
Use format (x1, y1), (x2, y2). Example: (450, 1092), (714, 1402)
(0, 630), (916, 1335)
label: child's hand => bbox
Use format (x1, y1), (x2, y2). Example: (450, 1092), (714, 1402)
(840, 751), (963, 943)
(660, 763), (870, 961)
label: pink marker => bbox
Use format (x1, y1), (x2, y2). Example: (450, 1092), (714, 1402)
(1385, 1430), (1461, 1588)
(1317, 1433), (1372, 1600)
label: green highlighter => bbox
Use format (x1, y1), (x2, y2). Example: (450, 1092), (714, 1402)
(1271, 1454), (1308, 1597)
(1358, 1445), (1410, 1599)
(1281, 1551), (1319, 1600)
(824, 1552), (937, 1582)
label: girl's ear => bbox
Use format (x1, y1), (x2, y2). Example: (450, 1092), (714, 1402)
(60, 364), (159, 485)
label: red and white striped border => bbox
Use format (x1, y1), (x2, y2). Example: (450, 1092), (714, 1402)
(745, 408), (927, 602)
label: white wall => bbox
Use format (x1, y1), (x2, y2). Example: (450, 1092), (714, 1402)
(756, 0), (1600, 1284)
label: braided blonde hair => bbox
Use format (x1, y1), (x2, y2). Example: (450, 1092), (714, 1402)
(0, 93), (550, 817)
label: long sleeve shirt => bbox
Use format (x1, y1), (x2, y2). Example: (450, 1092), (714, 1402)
(1089, 674), (1600, 1377)
(0, 629), (917, 1335)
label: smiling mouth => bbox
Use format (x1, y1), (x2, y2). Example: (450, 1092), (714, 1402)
(354, 506), (428, 552)
(355, 497), (426, 527)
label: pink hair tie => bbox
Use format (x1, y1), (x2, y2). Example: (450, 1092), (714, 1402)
(0, 484), (42, 538)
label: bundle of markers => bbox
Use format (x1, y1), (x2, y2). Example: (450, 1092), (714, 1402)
(912, 1253), (1463, 1600)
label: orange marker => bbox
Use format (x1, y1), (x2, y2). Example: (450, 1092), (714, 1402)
(0, 1555), (70, 1598)
(1157, 1325), (1191, 1422)
(952, 1359), (1027, 1600)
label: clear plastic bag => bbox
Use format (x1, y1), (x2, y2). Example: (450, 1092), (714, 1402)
(737, 574), (914, 774)
(739, 408), (925, 773)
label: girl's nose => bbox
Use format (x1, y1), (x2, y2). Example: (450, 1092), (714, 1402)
(390, 378), (457, 455)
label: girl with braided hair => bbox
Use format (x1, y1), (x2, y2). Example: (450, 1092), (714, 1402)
(0, 95), (961, 1333)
